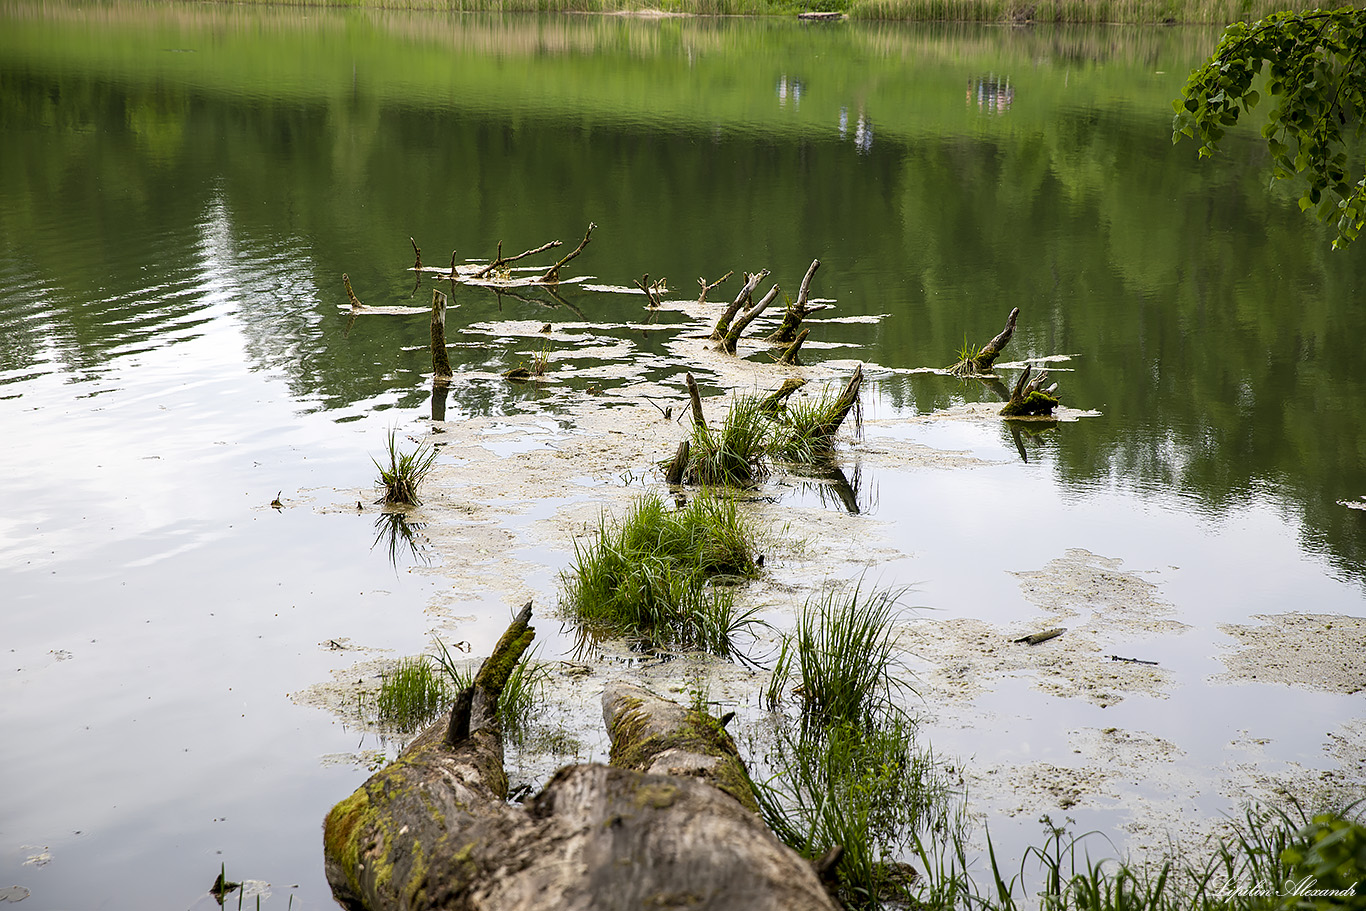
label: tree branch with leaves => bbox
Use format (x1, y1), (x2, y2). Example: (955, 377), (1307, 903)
(1173, 7), (1366, 248)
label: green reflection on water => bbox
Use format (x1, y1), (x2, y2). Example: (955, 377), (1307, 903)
(2, 0), (1364, 588)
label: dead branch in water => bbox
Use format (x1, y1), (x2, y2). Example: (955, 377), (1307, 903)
(634, 273), (667, 308)
(697, 271), (732, 305)
(539, 222), (596, 284)
(685, 372), (706, 429)
(711, 270), (769, 341)
(1001, 364), (1060, 417)
(760, 378), (807, 414)
(766, 259), (824, 345)
(343, 273), (363, 311)
(719, 283), (780, 354)
(474, 239), (563, 280)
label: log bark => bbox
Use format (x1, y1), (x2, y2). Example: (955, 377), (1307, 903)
(322, 608), (838, 911)
(711, 270), (769, 341)
(719, 283), (780, 354)
(431, 289), (453, 381)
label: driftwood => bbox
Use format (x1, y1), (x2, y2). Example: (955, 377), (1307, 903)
(323, 607), (838, 911)
(718, 283), (780, 354)
(1000, 364), (1060, 417)
(766, 259), (824, 345)
(430, 289), (453, 382)
(711, 270), (769, 341)
(1013, 627), (1065, 645)
(950, 307), (1018, 376)
(539, 222), (595, 284)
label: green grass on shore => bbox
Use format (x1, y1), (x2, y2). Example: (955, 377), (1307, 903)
(227, 0), (1343, 26)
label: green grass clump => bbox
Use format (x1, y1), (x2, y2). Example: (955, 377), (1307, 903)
(766, 580), (910, 727)
(373, 429), (438, 507)
(688, 394), (772, 487)
(561, 492), (763, 655)
(771, 387), (863, 465)
(376, 656), (449, 733)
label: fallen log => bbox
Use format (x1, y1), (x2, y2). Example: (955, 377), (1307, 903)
(322, 607), (839, 911)
(1013, 627), (1065, 645)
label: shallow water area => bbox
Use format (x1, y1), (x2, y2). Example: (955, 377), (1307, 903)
(3, 3), (1366, 907)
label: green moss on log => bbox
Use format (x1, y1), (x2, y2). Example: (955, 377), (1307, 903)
(1000, 390), (1060, 417)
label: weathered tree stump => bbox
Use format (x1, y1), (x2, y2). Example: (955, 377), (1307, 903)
(664, 439), (691, 485)
(685, 372), (706, 428)
(430, 289), (453, 382)
(759, 378), (807, 414)
(343, 273), (364, 311)
(718, 283), (780, 354)
(766, 259), (823, 345)
(1000, 363), (1059, 417)
(778, 328), (810, 365)
(322, 607), (838, 911)
(711, 270), (769, 341)
(950, 307), (1019, 376)
(810, 363), (863, 438)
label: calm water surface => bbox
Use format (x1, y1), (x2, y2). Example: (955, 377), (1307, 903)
(2, 2), (1364, 907)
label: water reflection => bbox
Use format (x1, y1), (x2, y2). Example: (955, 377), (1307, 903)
(968, 74), (1015, 113)
(372, 511), (430, 567)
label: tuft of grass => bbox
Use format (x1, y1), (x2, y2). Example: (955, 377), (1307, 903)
(376, 656), (449, 733)
(772, 387), (862, 464)
(768, 579), (911, 728)
(687, 394), (772, 487)
(560, 491), (763, 655)
(373, 429), (438, 507)
(754, 717), (963, 909)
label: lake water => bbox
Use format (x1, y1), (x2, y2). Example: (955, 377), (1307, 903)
(2, 3), (1364, 908)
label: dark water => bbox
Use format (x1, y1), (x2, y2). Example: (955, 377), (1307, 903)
(2, 3), (1364, 907)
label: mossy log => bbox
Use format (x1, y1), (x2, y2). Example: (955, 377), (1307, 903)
(778, 328), (810, 365)
(810, 363), (863, 438)
(323, 609), (837, 911)
(760, 377), (807, 414)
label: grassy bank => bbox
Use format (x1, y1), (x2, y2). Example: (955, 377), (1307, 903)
(225, 0), (1344, 26)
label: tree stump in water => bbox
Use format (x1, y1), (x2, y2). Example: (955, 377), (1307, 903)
(949, 307), (1018, 376)
(322, 606), (838, 911)
(1000, 364), (1059, 417)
